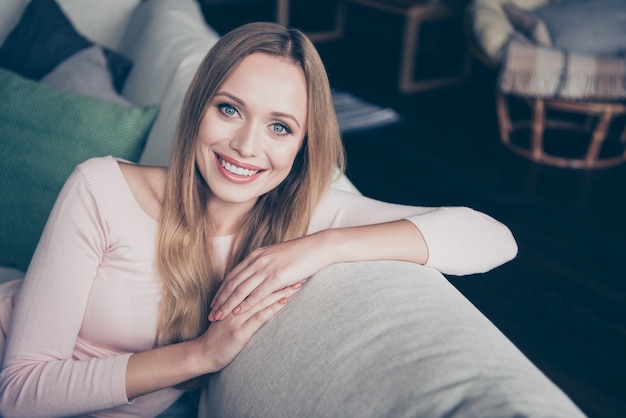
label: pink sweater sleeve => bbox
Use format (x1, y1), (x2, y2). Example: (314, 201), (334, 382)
(309, 189), (518, 275)
(0, 165), (132, 417)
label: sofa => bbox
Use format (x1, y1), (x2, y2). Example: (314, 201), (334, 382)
(0, 0), (587, 417)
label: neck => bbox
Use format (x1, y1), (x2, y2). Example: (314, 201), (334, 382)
(206, 197), (256, 237)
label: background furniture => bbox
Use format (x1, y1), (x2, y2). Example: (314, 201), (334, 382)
(0, 1), (586, 416)
(276, 0), (344, 42)
(343, 0), (470, 94)
(496, 94), (626, 169)
(342, 0), (471, 94)
(201, 0), (345, 41)
(467, 0), (626, 169)
(202, 0), (472, 94)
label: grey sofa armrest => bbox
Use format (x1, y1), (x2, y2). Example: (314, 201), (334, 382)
(199, 261), (584, 417)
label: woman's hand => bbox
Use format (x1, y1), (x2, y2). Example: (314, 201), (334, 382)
(209, 232), (332, 321)
(210, 221), (428, 322)
(199, 284), (300, 373)
(126, 285), (299, 400)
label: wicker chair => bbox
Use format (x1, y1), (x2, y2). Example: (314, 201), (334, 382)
(466, 0), (626, 169)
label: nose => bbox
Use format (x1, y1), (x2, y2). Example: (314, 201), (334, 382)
(230, 122), (259, 157)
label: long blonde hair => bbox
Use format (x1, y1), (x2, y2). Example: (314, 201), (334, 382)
(156, 22), (345, 350)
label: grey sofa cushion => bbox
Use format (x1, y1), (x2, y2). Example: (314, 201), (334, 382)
(503, 0), (626, 57)
(199, 261), (584, 418)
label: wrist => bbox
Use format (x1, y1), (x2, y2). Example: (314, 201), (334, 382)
(187, 337), (218, 376)
(314, 228), (346, 266)
(125, 338), (214, 399)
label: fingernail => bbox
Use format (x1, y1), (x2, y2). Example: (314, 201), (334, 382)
(215, 310), (223, 321)
(208, 311), (215, 322)
(291, 282), (302, 289)
(233, 306), (241, 314)
(279, 297), (288, 304)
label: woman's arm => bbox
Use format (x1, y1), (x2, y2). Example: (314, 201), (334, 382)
(0, 165), (134, 417)
(321, 219), (428, 266)
(210, 220), (425, 321)
(125, 284), (295, 400)
(308, 189), (518, 275)
(209, 189), (517, 321)
(0, 159), (297, 417)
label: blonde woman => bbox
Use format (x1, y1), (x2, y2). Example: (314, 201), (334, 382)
(0, 22), (517, 417)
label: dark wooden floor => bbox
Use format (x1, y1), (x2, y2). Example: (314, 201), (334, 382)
(201, 5), (626, 417)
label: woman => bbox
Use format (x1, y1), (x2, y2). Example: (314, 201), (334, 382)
(0, 22), (517, 417)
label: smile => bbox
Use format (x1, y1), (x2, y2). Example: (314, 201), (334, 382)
(216, 154), (263, 178)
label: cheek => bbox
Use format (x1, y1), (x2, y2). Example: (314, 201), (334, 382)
(196, 121), (221, 147)
(197, 110), (237, 146)
(271, 144), (302, 172)
(194, 128), (214, 163)
(194, 124), (223, 175)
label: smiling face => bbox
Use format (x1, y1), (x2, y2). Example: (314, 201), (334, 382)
(195, 52), (308, 222)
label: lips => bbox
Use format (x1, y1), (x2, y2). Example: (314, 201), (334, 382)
(215, 153), (265, 183)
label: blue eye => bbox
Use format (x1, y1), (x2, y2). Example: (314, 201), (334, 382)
(272, 123), (291, 135)
(218, 103), (239, 117)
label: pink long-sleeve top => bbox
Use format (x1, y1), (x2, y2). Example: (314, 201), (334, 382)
(0, 156), (517, 417)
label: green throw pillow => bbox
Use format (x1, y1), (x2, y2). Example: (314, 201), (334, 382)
(0, 68), (159, 271)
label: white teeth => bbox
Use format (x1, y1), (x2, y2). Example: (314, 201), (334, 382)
(219, 157), (259, 177)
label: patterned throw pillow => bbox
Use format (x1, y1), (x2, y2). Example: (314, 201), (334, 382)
(0, 0), (132, 91)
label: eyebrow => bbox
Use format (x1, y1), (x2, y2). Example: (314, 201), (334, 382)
(214, 91), (302, 129)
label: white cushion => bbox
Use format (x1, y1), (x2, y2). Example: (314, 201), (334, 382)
(56, 0), (140, 50)
(468, 0), (554, 64)
(41, 46), (132, 106)
(138, 51), (208, 167)
(120, 0), (220, 108)
(0, 0), (27, 46)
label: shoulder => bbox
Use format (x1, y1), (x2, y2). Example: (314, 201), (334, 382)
(308, 189), (368, 232)
(118, 160), (167, 221)
(314, 188), (376, 213)
(63, 156), (124, 195)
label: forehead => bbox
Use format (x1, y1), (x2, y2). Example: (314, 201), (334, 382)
(219, 52), (308, 119)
